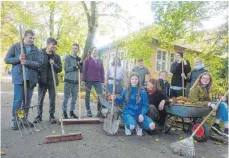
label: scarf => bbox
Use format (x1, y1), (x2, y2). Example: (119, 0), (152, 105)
(147, 89), (155, 95)
(193, 64), (205, 70)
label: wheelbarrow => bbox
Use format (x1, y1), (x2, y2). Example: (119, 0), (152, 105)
(164, 104), (212, 142)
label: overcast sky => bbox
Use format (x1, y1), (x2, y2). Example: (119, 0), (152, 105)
(94, 1), (227, 48)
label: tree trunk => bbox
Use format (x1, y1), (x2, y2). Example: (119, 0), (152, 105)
(81, 1), (98, 60)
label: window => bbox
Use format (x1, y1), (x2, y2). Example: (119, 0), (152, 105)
(156, 50), (167, 72)
(155, 49), (175, 73)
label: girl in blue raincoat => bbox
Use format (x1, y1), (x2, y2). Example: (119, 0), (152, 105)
(112, 72), (155, 136)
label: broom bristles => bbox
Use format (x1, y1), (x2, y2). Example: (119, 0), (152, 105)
(170, 136), (195, 157)
(44, 133), (83, 144)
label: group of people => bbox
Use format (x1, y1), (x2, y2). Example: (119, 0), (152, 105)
(5, 29), (228, 138)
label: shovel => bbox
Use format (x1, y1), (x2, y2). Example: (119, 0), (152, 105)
(103, 45), (120, 135)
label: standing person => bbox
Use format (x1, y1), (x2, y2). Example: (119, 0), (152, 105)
(61, 43), (82, 119)
(105, 56), (125, 95)
(170, 52), (191, 97)
(33, 38), (62, 124)
(188, 72), (228, 137)
(112, 72), (155, 136)
(132, 58), (151, 86)
(188, 58), (208, 88)
(82, 46), (105, 117)
(158, 70), (170, 98)
(4, 30), (43, 130)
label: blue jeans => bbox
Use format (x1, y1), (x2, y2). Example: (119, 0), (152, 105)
(62, 82), (78, 112)
(123, 114), (154, 130)
(12, 83), (34, 121)
(85, 81), (102, 111)
(213, 101), (228, 123)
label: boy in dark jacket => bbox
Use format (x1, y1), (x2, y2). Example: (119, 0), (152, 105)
(158, 70), (170, 98)
(34, 38), (62, 124)
(170, 52), (191, 97)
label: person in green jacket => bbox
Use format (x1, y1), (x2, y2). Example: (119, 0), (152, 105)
(188, 72), (228, 137)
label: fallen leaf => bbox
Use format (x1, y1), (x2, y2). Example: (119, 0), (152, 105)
(171, 128), (176, 131)
(52, 131), (56, 134)
(194, 140), (198, 144)
(0, 152), (5, 155)
(155, 138), (160, 142)
(179, 136), (184, 140)
(119, 138), (124, 142)
(215, 142), (223, 145)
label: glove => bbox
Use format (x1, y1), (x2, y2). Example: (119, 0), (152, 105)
(73, 65), (79, 71)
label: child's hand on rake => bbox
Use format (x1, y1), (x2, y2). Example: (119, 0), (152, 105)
(208, 102), (218, 111)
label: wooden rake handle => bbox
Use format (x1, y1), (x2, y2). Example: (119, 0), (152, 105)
(19, 25), (27, 107)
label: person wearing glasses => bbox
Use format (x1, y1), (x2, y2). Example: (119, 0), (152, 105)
(188, 72), (228, 137)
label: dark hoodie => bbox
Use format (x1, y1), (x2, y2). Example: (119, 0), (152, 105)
(38, 49), (62, 87)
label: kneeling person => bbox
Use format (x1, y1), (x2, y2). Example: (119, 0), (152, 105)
(112, 73), (155, 136)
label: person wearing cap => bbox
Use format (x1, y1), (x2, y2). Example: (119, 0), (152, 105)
(33, 38), (62, 124)
(132, 58), (151, 86)
(170, 52), (191, 98)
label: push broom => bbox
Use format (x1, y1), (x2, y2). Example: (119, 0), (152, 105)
(170, 90), (228, 157)
(57, 62), (101, 125)
(44, 63), (83, 143)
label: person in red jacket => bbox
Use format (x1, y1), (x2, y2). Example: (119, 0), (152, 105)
(82, 46), (105, 117)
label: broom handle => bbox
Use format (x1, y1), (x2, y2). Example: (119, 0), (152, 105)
(78, 68), (82, 119)
(19, 25), (27, 108)
(181, 60), (184, 97)
(51, 64), (65, 135)
(191, 90), (229, 137)
(111, 45), (118, 117)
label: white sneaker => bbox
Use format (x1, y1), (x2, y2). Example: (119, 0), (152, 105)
(136, 124), (143, 136)
(125, 126), (131, 136)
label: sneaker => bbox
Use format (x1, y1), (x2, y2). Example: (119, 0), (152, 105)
(11, 121), (19, 130)
(63, 111), (68, 119)
(125, 126), (131, 136)
(70, 111), (78, 119)
(33, 115), (42, 123)
(49, 115), (57, 124)
(87, 110), (92, 117)
(136, 124), (143, 136)
(211, 123), (223, 136)
(223, 128), (228, 137)
(96, 111), (105, 118)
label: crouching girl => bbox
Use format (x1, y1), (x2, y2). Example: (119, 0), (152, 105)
(112, 72), (155, 136)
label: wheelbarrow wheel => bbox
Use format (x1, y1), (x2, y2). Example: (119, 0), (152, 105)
(164, 116), (172, 133)
(189, 119), (211, 142)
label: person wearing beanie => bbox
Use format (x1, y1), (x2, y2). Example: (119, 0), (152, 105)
(170, 52), (191, 97)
